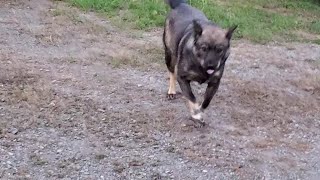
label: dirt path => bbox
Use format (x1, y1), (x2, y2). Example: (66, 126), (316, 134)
(0, 0), (320, 179)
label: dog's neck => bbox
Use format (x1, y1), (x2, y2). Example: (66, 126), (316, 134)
(185, 35), (195, 50)
(185, 35), (203, 68)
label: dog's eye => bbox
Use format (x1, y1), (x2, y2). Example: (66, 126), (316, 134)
(215, 46), (223, 54)
(201, 46), (208, 52)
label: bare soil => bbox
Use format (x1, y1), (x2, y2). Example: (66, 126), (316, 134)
(0, 0), (320, 179)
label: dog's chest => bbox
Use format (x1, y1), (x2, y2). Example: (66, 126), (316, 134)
(184, 70), (209, 84)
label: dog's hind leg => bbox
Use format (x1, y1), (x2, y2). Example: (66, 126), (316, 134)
(163, 22), (178, 100)
(166, 50), (177, 100)
(167, 65), (177, 100)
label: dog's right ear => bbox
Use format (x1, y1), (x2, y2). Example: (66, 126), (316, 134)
(193, 20), (202, 39)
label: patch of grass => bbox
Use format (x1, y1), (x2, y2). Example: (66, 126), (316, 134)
(69, 0), (167, 29)
(51, 8), (65, 17)
(69, 0), (320, 43)
(105, 44), (164, 70)
(107, 56), (139, 68)
(310, 20), (320, 34)
(312, 39), (320, 45)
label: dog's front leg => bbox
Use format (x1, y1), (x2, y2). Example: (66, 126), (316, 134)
(201, 79), (221, 112)
(177, 77), (203, 123)
(201, 65), (225, 111)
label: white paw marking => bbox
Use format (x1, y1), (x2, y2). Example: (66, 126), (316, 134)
(192, 112), (203, 120)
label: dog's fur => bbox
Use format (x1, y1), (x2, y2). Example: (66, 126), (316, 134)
(163, 0), (237, 126)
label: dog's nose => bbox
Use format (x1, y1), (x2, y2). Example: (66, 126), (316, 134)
(207, 65), (215, 70)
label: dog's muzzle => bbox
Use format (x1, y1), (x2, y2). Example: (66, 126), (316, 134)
(206, 69), (215, 74)
(206, 65), (216, 75)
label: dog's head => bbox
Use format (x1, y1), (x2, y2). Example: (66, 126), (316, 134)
(190, 20), (237, 75)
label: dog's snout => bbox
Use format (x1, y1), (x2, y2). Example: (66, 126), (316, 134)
(206, 62), (215, 69)
(207, 65), (214, 69)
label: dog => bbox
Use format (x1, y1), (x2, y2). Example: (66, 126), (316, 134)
(163, 0), (237, 127)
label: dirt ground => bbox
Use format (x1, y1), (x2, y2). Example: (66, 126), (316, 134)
(0, 0), (320, 179)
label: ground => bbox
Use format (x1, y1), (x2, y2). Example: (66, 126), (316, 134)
(0, 0), (320, 179)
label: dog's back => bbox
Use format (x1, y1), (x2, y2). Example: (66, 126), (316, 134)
(164, 0), (208, 56)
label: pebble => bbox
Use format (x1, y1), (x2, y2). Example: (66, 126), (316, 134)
(9, 128), (19, 135)
(152, 135), (161, 141)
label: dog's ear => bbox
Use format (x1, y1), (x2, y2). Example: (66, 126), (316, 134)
(226, 25), (238, 40)
(193, 20), (203, 38)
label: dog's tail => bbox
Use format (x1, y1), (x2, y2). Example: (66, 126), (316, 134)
(165, 0), (186, 9)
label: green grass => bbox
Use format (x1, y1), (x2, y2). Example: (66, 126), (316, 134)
(69, 0), (320, 43)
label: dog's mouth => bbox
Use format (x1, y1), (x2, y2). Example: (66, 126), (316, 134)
(206, 69), (215, 75)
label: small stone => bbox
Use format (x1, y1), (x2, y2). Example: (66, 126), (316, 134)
(250, 63), (260, 69)
(166, 146), (175, 153)
(95, 154), (106, 160)
(57, 174), (65, 178)
(165, 133), (171, 137)
(113, 162), (125, 173)
(152, 135), (161, 141)
(9, 128), (19, 135)
(129, 160), (144, 167)
(202, 170), (208, 173)
(149, 77), (155, 82)
(151, 173), (162, 180)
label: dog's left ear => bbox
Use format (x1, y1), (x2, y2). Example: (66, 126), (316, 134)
(226, 25), (238, 40)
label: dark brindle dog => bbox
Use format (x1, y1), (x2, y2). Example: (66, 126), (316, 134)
(163, 0), (237, 127)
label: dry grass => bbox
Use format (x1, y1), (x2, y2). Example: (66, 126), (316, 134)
(0, 65), (54, 108)
(229, 79), (319, 134)
(290, 72), (320, 97)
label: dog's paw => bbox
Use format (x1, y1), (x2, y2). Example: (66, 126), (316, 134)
(191, 112), (203, 120)
(167, 93), (177, 100)
(166, 92), (181, 100)
(193, 121), (206, 128)
(190, 117), (206, 128)
(190, 112), (206, 128)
